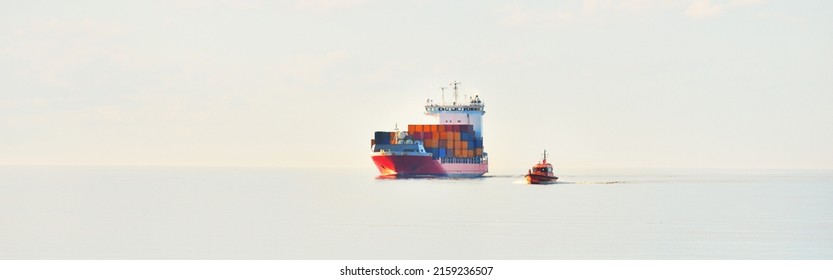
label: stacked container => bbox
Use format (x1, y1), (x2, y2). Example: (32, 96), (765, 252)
(406, 124), (484, 159)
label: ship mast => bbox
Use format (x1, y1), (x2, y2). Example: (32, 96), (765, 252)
(440, 87), (446, 105)
(451, 81), (461, 105)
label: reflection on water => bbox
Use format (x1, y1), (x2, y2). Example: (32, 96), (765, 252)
(1, 166), (832, 259)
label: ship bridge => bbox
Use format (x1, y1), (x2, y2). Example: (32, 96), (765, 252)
(424, 81), (485, 138)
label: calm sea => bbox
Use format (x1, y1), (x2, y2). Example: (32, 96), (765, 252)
(1, 166), (831, 259)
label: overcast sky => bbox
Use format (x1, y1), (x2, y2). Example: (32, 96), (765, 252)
(1, 0), (831, 170)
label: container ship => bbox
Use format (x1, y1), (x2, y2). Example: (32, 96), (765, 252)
(370, 82), (488, 178)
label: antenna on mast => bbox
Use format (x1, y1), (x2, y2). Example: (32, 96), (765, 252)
(440, 87), (447, 105)
(451, 81), (461, 104)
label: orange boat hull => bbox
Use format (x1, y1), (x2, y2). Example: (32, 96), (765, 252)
(525, 174), (558, 184)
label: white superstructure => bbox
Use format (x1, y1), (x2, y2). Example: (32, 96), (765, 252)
(424, 81), (486, 138)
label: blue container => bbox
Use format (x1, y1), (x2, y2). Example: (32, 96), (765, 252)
(439, 148), (447, 158)
(374, 131), (391, 143)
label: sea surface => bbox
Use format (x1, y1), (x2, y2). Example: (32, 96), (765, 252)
(1, 166), (832, 259)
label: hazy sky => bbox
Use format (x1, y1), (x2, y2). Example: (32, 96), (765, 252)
(2, 0), (831, 170)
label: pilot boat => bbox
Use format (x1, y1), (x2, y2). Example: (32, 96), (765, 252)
(525, 150), (558, 184)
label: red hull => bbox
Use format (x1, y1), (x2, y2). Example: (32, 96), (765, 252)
(371, 154), (487, 178)
(371, 154), (446, 177)
(525, 174), (558, 184)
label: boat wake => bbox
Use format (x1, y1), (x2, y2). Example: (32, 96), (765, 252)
(563, 181), (630, 184)
(510, 180), (630, 185)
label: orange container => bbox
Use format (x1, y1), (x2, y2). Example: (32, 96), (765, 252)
(476, 148), (482, 156)
(468, 150), (474, 158)
(446, 140), (454, 149)
(461, 141), (468, 150)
